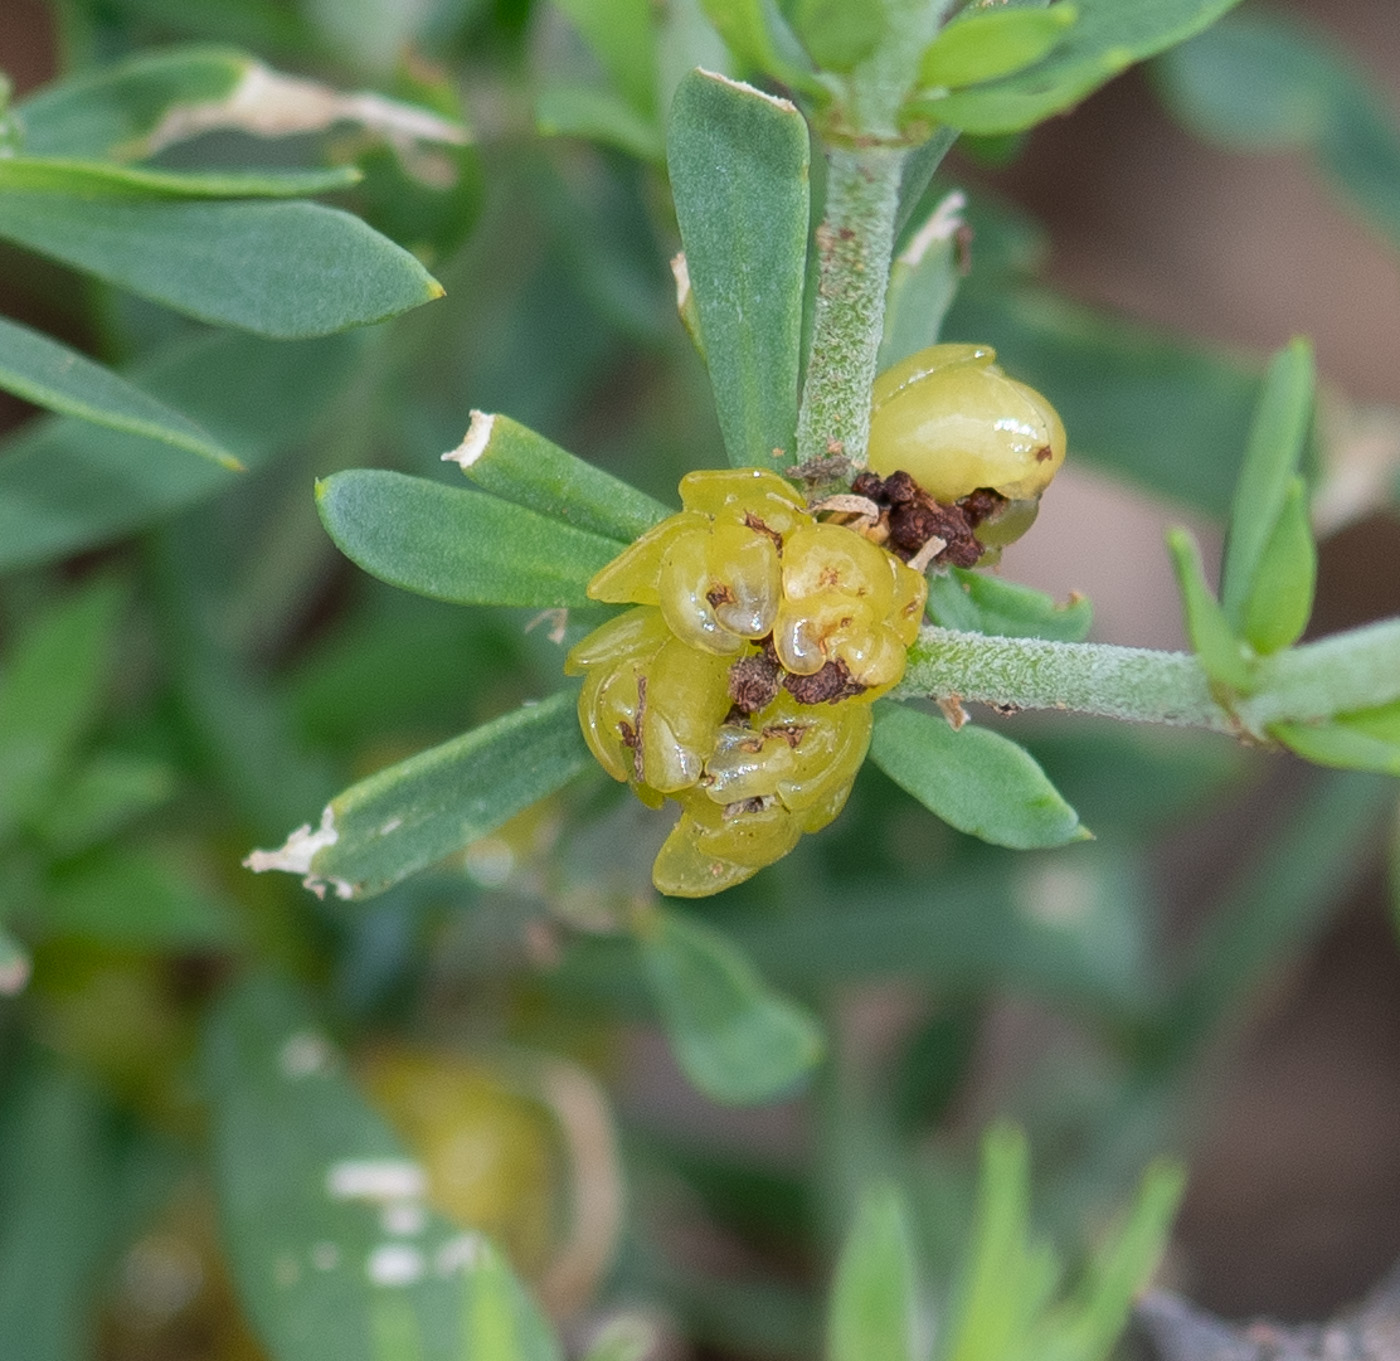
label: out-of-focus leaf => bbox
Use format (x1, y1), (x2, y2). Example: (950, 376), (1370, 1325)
(553, 0), (658, 114)
(0, 1063), (121, 1360)
(579, 1314), (659, 1361)
(700, 0), (815, 89)
(0, 330), (363, 573)
(668, 69), (809, 468)
(1153, 11), (1400, 252)
(1271, 711), (1400, 777)
(0, 157), (360, 199)
(0, 194), (442, 339)
(1032, 1160), (1184, 1361)
(1165, 529), (1251, 692)
(944, 282), (1260, 517)
(0, 579), (126, 839)
(245, 691), (591, 900)
(34, 753), (176, 857)
(940, 1125), (1058, 1361)
(444, 412), (671, 544)
(205, 974), (560, 1361)
(39, 847), (239, 950)
(879, 192), (966, 370)
(919, 5), (1077, 90)
(915, 0), (1245, 134)
(639, 905), (824, 1105)
(870, 704), (1086, 849)
(536, 85), (665, 161)
(1239, 478), (1315, 656)
(827, 1184), (919, 1361)
(0, 314), (240, 468)
(316, 470), (622, 608)
(1220, 337), (1314, 634)
(925, 568), (1093, 643)
(786, 0), (885, 72)
(0, 926), (29, 997)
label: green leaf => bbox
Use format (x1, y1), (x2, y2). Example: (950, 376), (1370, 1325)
(552, 0), (658, 114)
(245, 691), (591, 900)
(205, 974), (561, 1361)
(1032, 1160), (1185, 1361)
(39, 847), (239, 950)
(1270, 714), (1400, 777)
(700, 0), (816, 88)
(14, 46), (252, 157)
(0, 195), (442, 339)
(827, 1184), (919, 1361)
(32, 753), (175, 857)
(1153, 12), (1400, 252)
(919, 5), (1078, 90)
(916, 0), (1246, 134)
(870, 704), (1086, 850)
(940, 1125), (1059, 1361)
(0, 314), (240, 468)
(1238, 477), (1315, 656)
(925, 567), (1093, 643)
(1220, 337), (1314, 630)
(0, 329), (362, 573)
(1164, 528), (1251, 692)
(0, 579), (127, 839)
(316, 470), (624, 608)
(535, 85), (665, 162)
(444, 412), (671, 544)
(667, 68), (810, 468)
(786, 0), (886, 72)
(879, 192), (965, 371)
(944, 280), (1261, 516)
(639, 905), (824, 1105)
(0, 157), (361, 199)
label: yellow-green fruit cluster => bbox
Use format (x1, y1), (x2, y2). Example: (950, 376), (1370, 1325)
(567, 469), (927, 896)
(868, 343), (1065, 514)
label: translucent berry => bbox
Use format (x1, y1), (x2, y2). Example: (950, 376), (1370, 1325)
(868, 343), (1066, 503)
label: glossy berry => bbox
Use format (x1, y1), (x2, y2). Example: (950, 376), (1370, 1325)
(868, 343), (1066, 504)
(566, 470), (926, 897)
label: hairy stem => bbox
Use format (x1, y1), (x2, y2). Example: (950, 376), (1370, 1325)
(795, 144), (906, 469)
(892, 618), (1400, 736)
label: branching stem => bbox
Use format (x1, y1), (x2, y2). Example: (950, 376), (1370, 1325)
(892, 618), (1400, 737)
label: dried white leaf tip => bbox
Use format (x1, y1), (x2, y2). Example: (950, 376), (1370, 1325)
(697, 67), (797, 114)
(670, 252), (691, 312)
(244, 806), (353, 898)
(442, 410), (494, 469)
(898, 189), (967, 268)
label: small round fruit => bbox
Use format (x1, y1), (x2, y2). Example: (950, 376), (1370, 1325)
(868, 344), (1065, 502)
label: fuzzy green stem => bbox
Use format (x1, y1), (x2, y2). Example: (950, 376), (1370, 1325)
(795, 144), (907, 469)
(892, 619), (1400, 736)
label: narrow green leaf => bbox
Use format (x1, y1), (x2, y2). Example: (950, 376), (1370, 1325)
(0, 157), (360, 199)
(205, 975), (561, 1361)
(40, 847), (239, 950)
(535, 85), (665, 162)
(1239, 477), (1316, 656)
(941, 1125), (1059, 1361)
(316, 470), (623, 608)
(919, 5), (1078, 90)
(827, 1185), (919, 1361)
(667, 68), (809, 468)
(444, 412), (670, 544)
(1165, 528), (1251, 692)
(870, 704), (1086, 850)
(1153, 12), (1400, 253)
(786, 0), (886, 72)
(0, 195), (442, 339)
(0, 579), (127, 838)
(15, 47), (251, 157)
(32, 753), (175, 857)
(0, 314), (240, 468)
(245, 692), (591, 900)
(700, 0), (815, 88)
(552, 0), (658, 114)
(1220, 337), (1314, 628)
(0, 329), (362, 574)
(639, 905), (824, 1105)
(1033, 1160), (1185, 1361)
(915, 0), (1246, 134)
(1270, 718), (1400, 776)
(879, 193), (965, 371)
(925, 567), (1093, 643)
